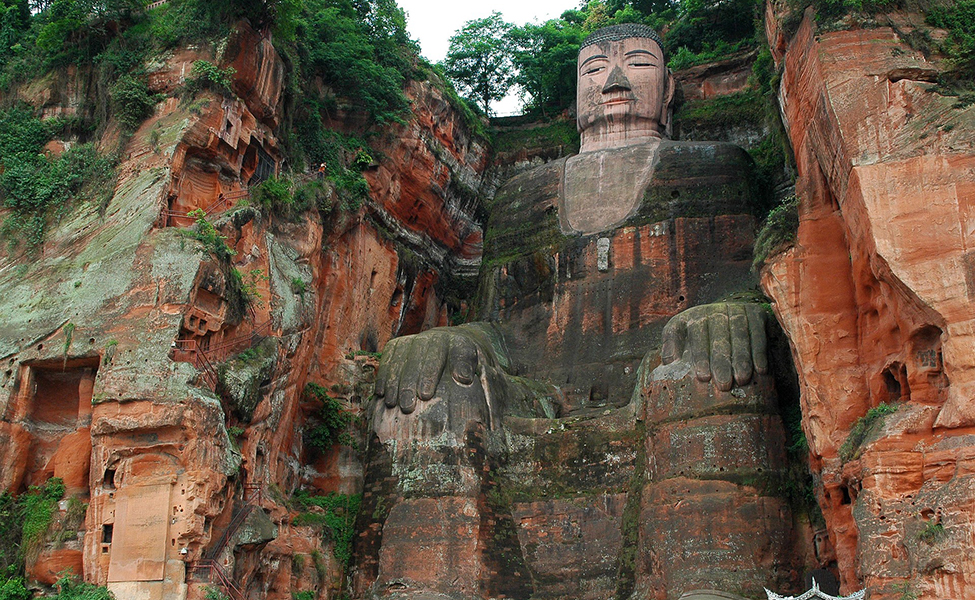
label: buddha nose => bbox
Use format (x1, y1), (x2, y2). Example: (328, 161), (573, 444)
(601, 66), (632, 94)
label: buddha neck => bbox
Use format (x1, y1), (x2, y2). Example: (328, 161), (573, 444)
(579, 120), (665, 153)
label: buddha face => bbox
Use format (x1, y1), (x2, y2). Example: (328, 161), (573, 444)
(577, 36), (673, 150)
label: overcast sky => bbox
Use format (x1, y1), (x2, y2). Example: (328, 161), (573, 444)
(396, 0), (581, 115)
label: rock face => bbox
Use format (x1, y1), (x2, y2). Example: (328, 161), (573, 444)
(0, 20), (490, 600)
(762, 6), (975, 599)
(7, 5), (973, 600)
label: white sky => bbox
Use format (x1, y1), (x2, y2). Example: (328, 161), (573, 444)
(396, 0), (581, 115)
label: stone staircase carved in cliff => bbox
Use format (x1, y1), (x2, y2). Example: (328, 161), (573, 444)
(190, 486), (267, 600)
(163, 188), (251, 228)
(173, 319), (273, 390)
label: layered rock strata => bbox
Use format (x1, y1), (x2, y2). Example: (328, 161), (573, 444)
(762, 6), (975, 599)
(0, 20), (490, 600)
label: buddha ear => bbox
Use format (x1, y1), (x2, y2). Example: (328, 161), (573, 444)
(661, 69), (676, 138)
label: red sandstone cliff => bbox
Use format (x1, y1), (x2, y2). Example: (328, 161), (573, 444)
(762, 4), (975, 598)
(0, 20), (489, 600)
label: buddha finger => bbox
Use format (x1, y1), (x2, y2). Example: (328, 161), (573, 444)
(708, 309), (734, 392)
(729, 304), (754, 387)
(661, 315), (687, 365)
(449, 334), (478, 386)
(687, 315), (711, 383)
(747, 305), (769, 375)
(417, 332), (448, 401)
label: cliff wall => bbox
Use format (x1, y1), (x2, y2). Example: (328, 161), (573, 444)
(0, 21), (489, 600)
(762, 5), (975, 598)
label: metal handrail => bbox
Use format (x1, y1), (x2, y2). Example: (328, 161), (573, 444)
(242, 484), (263, 506)
(207, 321), (273, 359)
(205, 504), (255, 561)
(171, 339), (218, 390)
(172, 321), (272, 390)
(163, 188), (250, 227)
(192, 559), (243, 600)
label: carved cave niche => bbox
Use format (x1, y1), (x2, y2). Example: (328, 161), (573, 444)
(908, 325), (948, 405)
(244, 141), (277, 187)
(876, 361), (910, 406)
(12, 356), (100, 494)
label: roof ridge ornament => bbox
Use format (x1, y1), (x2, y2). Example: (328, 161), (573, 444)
(765, 578), (866, 600)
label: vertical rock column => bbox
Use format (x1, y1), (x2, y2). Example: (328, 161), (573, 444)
(637, 360), (797, 599)
(360, 425), (490, 600)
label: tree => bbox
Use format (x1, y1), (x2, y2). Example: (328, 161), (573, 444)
(442, 12), (514, 116)
(509, 18), (585, 116)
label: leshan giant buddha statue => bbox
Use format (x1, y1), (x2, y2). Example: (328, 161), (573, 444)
(356, 24), (805, 600)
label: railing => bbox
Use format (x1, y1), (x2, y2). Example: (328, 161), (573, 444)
(145, 0), (169, 10)
(172, 320), (272, 390)
(205, 504), (255, 561)
(191, 559), (243, 600)
(163, 189), (250, 227)
(206, 320), (273, 363)
(173, 339), (218, 390)
(243, 484), (264, 506)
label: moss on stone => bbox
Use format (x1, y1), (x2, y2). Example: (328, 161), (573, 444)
(490, 119), (580, 156)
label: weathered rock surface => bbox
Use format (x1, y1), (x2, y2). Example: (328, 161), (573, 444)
(0, 18), (491, 600)
(762, 6), (975, 599)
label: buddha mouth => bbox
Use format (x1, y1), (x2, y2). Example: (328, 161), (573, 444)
(602, 98), (632, 106)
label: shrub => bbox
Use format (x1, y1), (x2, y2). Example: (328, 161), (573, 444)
(145, 0), (230, 49)
(292, 491), (362, 568)
(203, 586), (230, 600)
(251, 176), (293, 210)
(927, 1), (975, 80)
(53, 574), (114, 600)
(251, 175), (318, 219)
(111, 75), (160, 133)
(303, 383), (355, 453)
(839, 402), (899, 462)
(918, 519), (945, 544)
(230, 268), (267, 308)
(185, 209), (236, 261)
(0, 577), (30, 600)
(20, 478), (65, 562)
(676, 89), (765, 130)
(185, 60), (236, 97)
(0, 492), (23, 577)
(753, 195), (800, 271)
(0, 104), (117, 251)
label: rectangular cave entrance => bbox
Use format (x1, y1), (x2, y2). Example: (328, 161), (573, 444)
(16, 356), (100, 494)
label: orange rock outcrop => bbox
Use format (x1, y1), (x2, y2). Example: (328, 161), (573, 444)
(762, 5), (975, 598)
(0, 18), (489, 600)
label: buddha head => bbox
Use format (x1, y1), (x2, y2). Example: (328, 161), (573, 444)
(577, 24), (676, 152)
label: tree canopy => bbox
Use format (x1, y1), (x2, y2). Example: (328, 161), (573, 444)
(440, 0), (767, 118)
(442, 11), (514, 116)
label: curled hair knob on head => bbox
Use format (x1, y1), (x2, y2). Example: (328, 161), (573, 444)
(580, 24), (666, 60)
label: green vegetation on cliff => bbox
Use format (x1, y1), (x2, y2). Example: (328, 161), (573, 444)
(303, 383), (356, 453)
(442, 0), (766, 117)
(292, 491), (362, 568)
(0, 104), (116, 251)
(927, 1), (975, 83)
(753, 195), (799, 270)
(0, 477), (101, 596)
(839, 402), (899, 462)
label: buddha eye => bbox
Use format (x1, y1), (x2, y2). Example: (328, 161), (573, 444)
(583, 65), (605, 76)
(628, 61), (655, 68)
